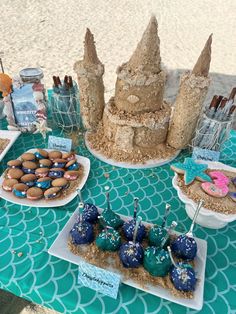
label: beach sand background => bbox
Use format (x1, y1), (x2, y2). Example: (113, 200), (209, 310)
(0, 0), (236, 105)
(0, 0), (235, 313)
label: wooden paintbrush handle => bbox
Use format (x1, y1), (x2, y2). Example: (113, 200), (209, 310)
(52, 76), (58, 87)
(229, 87), (236, 101)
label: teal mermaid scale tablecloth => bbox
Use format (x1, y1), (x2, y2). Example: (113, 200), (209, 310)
(0, 118), (235, 314)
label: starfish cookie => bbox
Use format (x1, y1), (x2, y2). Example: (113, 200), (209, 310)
(171, 158), (212, 185)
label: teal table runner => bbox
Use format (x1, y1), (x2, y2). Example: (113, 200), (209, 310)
(0, 119), (235, 314)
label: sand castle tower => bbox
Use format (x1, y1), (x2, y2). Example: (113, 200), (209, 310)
(75, 16), (212, 166)
(84, 15), (178, 165)
(74, 28), (105, 130)
(114, 15), (165, 114)
(167, 34), (212, 149)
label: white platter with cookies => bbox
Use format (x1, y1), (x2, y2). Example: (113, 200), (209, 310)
(0, 149), (90, 208)
(172, 160), (236, 229)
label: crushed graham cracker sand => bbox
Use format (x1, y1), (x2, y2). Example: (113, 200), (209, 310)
(176, 169), (236, 215)
(0, 138), (10, 154)
(68, 224), (195, 299)
(87, 125), (178, 164)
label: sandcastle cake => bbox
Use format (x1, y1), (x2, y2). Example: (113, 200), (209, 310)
(103, 17), (170, 152)
(74, 16), (212, 165)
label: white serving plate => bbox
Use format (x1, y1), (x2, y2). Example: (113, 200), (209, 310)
(0, 130), (21, 162)
(0, 149), (90, 208)
(85, 132), (180, 169)
(48, 210), (207, 310)
(172, 160), (236, 229)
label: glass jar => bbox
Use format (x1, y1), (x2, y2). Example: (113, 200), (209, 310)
(6, 67), (48, 131)
(19, 67), (44, 83)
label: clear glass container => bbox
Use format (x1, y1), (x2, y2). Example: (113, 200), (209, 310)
(5, 67), (48, 131)
(19, 68), (44, 83)
(50, 92), (80, 134)
(193, 113), (233, 151)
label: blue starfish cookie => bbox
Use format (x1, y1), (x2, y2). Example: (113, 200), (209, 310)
(171, 158), (212, 185)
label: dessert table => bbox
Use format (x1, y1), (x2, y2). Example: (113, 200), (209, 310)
(0, 117), (235, 314)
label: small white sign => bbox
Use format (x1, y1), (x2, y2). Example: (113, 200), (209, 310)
(48, 135), (72, 152)
(78, 261), (121, 299)
(192, 147), (220, 162)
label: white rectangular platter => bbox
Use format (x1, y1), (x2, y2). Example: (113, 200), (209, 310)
(48, 210), (207, 310)
(0, 148), (90, 207)
(0, 130), (21, 162)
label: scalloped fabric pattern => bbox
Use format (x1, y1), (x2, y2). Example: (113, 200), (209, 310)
(0, 118), (236, 314)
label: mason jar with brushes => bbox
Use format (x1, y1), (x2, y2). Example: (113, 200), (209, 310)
(192, 87), (236, 161)
(50, 75), (80, 146)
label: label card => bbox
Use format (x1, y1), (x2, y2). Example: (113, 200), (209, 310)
(78, 261), (121, 299)
(48, 136), (72, 152)
(192, 147), (220, 162)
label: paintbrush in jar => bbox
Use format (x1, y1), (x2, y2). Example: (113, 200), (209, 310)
(194, 95), (221, 147)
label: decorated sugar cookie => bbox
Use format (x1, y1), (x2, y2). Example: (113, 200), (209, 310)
(171, 158), (211, 185)
(208, 171), (230, 186)
(201, 182), (229, 198)
(201, 170), (230, 198)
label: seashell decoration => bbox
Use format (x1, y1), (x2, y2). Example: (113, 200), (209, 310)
(127, 95), (140, 104)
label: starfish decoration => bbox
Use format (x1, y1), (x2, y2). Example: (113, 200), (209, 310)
(33, 120), (52, 139)
(171, 158), (212, 185)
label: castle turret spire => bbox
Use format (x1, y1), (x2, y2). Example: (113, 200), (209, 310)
(192, 34), (212, 77)
(74, 28), (105, 130)
(83, 28), (100, 64)
(127, 15), (161, 73)
(167, 34), (213, 149)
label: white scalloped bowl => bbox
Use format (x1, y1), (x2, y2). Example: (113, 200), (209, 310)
(172, 160), (236, 229)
